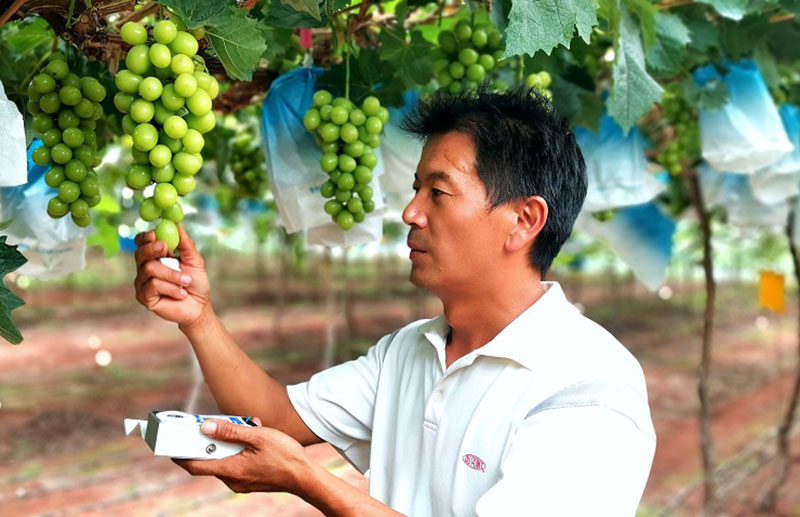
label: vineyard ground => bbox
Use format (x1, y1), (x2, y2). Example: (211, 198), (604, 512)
(2, 256), (800, 516)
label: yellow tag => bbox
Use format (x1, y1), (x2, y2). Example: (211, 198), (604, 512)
(759, 270), (784, 313)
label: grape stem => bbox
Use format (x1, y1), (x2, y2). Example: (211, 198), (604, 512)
(344, 40), (351, 101)
(325, 0), (339, 64)
(67, 0), (77, 27)
(113, 2), (159, 31)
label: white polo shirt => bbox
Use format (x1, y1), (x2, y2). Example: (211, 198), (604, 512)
(287, 282), (656, 516)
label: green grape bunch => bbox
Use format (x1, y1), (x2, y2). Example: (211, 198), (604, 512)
(656, 83), (700, 176)
(230, 132), (268, 199)
(433, 17), (508, 94)
(113, 19), (219, 252)
(302, 91), (386, 231)
(27, 52), (107, 228)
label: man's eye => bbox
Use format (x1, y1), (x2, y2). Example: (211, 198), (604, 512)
(432, 188), (444, 197)
(412, 185), (420, 192)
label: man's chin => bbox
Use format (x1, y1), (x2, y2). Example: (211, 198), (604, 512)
(408, 267), (428, 289)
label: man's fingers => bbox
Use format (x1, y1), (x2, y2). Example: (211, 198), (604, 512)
(173, 458), (230, 477)
(134, 260), (191, 292)
(141, 277), (187, 304)
(134, 231), (155, 247)
(135, 240), (168, 269)
(201, 419), (258, 446)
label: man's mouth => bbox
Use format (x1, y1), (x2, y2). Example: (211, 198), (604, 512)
(406, 239), (426, 253)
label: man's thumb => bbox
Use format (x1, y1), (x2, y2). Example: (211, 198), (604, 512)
(200, 419), (254, 445)
(176, 225), (203, 267)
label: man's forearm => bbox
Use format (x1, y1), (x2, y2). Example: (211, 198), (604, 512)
(179, 309), (312, 443)
(296, 462), (404, 517)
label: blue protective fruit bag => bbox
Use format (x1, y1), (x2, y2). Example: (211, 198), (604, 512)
(697, 161), (787, 228)
(748, 104), (800, 204)
(574, 113), (664, 212)
(694, 61), (793, 174)
(577, 201), (676, 291)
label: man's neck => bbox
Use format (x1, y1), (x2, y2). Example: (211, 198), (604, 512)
(440, 271), (546, 367)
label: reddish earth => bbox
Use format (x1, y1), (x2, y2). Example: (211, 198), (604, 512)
(3, 268), (800, 516)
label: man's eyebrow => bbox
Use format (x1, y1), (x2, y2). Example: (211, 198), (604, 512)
(414, 171), (454, 184)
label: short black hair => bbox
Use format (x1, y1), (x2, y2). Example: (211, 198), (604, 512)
(400, 85), (587, 276)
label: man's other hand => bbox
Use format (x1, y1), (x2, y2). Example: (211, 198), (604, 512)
(173, 418), (311, 495)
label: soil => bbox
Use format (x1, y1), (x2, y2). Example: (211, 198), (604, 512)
(3, 272), (800, 516)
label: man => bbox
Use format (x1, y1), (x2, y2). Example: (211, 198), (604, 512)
(133, 86), (656, 516)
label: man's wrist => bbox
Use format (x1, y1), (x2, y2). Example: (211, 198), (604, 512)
(290, 457), (342, 512)
(179, 306), (216, 335)
(287, 453), (319, 498)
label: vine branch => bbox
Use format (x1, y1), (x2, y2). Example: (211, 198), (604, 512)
(0, 0), (29, 27)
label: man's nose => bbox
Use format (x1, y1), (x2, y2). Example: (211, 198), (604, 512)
(402, 196), (426, 228)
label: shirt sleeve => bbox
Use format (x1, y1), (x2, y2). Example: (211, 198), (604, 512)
(475, 405), (656, 517)
(286, 331), (395, 473)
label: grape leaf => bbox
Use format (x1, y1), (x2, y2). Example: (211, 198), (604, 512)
(317, 50), (404, 107)
(394, 0), (410, 25)
(598, 0), (621, 46)
(86, 217), (120, 258)
(697, 0), (748, 20)
(607, 8), (663, 133)
(379, 25), (434, 89)
(0, 236), (26, 345)
(160, 1), (266, 79)
(277, 0), (321, 21)
(753, 43), (780, 91)
(263, 0), (327, 28)
(622, 0), (657, 49)
(6, 17), (54, 55)
(503, 0), (597, 57)
(489, 0), (511, 31)
(719, 14), (769, 59)
(646, 12), (691, 75)
(260, 25), (294, 60)
(549, 75), (602, 130)
(681, 10), (719, 52)
(780, 0), (800, 16)
(253, 0), (294, 49)
(766, 21), (800, 60)
(156, 0), (228, 27)
(205, 7), (268, 80)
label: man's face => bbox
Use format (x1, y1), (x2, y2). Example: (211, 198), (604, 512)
(403, 131), (516, 294)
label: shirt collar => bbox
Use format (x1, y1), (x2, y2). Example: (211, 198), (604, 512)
(417, 282), (577, 371)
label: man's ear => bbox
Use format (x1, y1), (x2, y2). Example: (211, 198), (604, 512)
(505, 196), (548, 253)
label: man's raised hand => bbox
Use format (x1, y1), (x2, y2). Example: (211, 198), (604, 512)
(133, 225), (212, 329)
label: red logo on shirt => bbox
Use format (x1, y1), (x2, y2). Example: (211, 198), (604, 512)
(462, 454), (486, 472)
